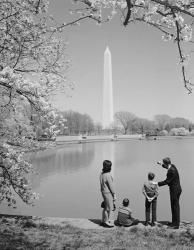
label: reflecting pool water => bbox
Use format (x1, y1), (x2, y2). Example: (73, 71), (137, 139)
(3, 139), (194, 221)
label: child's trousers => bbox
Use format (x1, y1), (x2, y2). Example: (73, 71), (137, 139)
(145, 198), (157, 222)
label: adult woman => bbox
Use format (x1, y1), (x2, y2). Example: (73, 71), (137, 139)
(100, 160), (116, 227)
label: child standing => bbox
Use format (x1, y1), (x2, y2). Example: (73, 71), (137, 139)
(142, 172), (158, 226)
(116, 198), (139, 227)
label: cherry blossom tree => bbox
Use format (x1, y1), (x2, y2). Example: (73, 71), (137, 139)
(0, 0), (70, 207)
(69, 0), (194, 93)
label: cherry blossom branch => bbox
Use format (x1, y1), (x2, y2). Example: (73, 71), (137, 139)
(0, 81), (42, 112)
(35, 0), (41, 14)
(0, 164), (28, 203)
(170, 9), (193, 93)
(13, 40), (25, 68)
(77, 0), (98, 10)
(0, 88), (12, 108)
(130, 17), (174, 37)
(0, 11), (19, 22)
(151, 0), (194, 18)
(123, 0), (133, 26)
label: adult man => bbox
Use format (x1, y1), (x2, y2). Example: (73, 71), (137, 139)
(157, 157), (182, 229)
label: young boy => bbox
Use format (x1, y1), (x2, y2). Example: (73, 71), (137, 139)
(142, 172), (158, 226)
(116, 198), (139, 227)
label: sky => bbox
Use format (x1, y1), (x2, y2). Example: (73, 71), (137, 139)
(49, 0), (194, 123)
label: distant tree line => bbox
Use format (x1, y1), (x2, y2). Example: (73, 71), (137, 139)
(114, 112), (194, 136)
(54, 110), (194, 136)
(56, 110), (95, 135)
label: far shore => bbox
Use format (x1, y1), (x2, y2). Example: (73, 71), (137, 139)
(56, 134), (194, 145)
(23, 134), (194, 153)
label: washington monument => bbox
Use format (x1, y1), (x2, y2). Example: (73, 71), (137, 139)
(102, 46), (114, 128)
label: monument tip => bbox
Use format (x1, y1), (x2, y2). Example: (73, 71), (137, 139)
(105, 46), (110, 53)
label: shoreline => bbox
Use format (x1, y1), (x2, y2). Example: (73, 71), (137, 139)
(56, 135), (194, 145)
(1, 213), (193, 230)
(32, 134), (194, 151)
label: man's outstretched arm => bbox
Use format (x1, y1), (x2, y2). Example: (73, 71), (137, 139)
(158, 169), (175, 187)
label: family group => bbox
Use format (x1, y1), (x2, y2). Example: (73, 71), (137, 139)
(99, 157), (182, 229)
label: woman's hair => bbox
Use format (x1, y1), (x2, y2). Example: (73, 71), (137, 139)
(163, 157), (171, 165)
(148, 172), (155, 180)
(122, 198), (129, 207)
(102, 160), (112, 173)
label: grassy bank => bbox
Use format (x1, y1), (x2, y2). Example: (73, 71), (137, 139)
(0, 216), (194, 250)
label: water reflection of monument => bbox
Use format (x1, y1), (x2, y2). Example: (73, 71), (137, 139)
(103, 46), (114, 129)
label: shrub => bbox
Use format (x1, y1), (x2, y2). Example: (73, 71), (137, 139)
(159, 130), (168, 136)
(169, 127), (189, 136)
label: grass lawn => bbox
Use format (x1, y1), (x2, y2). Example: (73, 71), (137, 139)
(0, 217), (194, 250)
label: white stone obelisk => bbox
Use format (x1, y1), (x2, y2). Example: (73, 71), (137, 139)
(102, 46), (114, 129)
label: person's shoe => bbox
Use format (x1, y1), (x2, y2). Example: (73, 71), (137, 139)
(167, 222), (174, 226)
(145, 222), (149, 226)
(151, 222), (155, 227)
(167, 225), (179, 229)
(133, 219), (139, 225)
(109, 220), (115, 226)
(103, 222), (114, 228)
